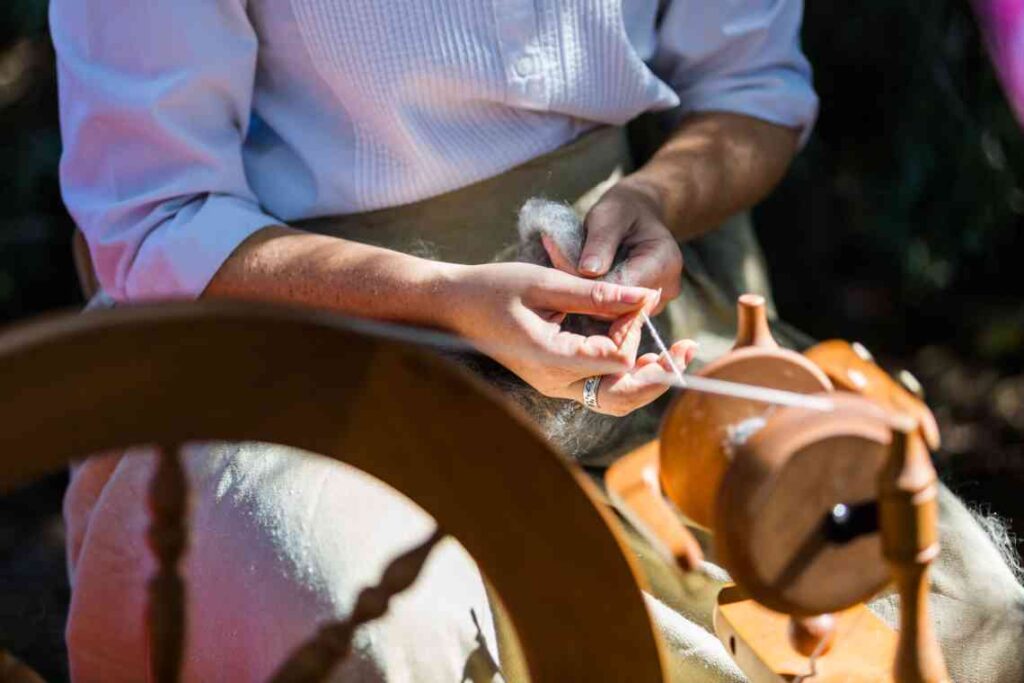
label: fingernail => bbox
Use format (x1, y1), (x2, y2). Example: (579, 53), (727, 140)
(581, 256), (603, 273)
(619, 287), (648, 304)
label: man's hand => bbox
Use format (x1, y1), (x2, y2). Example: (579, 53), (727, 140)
(550, 113), (802, 314)
(548, 180), (683, 314)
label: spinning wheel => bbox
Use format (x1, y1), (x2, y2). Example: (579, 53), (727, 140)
(608, 294), (950, 682)
(0, 302), (669, 682)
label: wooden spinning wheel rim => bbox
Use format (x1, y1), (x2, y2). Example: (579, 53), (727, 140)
(715, 394), (894, 616)
(659, 345), (833, 529)
(0, 302), (668, 682)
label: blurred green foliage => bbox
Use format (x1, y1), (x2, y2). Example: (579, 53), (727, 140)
(0, 0), (78, 324)
(0, 0), (47, 42)
(757, 1), (1024, 365)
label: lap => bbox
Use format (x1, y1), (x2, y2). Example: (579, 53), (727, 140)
(620, 481), (1024, 683)
(65, 442), (1024, 683)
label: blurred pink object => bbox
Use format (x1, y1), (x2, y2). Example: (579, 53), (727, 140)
(973, 0), (1024, 124)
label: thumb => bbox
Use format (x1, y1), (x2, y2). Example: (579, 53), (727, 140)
(541, 233), (580, 274)
(579, 206), (627, 277)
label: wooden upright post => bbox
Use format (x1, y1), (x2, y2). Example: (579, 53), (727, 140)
(733, 294), (778, 350)
(877, 428), (949, 683)
(146, 443), (189, 683)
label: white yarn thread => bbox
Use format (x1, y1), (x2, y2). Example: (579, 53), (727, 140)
(357, 315), (835, 411)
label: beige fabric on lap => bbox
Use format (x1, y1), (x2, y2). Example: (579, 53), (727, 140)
(68, 126), (1024, 682)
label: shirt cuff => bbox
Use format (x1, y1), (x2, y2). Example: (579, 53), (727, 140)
(676, 70), (820, 148)
(122, 194), (280, 302)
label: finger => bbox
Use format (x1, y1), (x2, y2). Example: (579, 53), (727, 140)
(580, 201), (631, 277)
(607, 308), (643, 352)
(567, 374), (643, 417)
(541, 310), (567, 325)
(636, 353), (662, 367)
(618, 239), (683, 312)
(681, 340), (699, 365)
(536, 324), (636, 377)
(602, 342), (694, 413)
(528, 271), (656, 318)
(541, 233), (579, 274)
(660, 340), (698, 372)
(607, 289), (659, 350)
(567, 333), (687, 416)
(573, 363), (673, 416)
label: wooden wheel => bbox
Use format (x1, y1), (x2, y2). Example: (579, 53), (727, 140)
(0, 301), (668, 682)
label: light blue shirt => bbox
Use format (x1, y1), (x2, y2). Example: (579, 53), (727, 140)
(51, 0), (817, 302)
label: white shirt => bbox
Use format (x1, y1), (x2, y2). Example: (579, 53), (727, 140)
(51, 0), (817, 302)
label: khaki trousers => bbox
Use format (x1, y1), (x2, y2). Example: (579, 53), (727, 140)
(67, 127), (1024, 682)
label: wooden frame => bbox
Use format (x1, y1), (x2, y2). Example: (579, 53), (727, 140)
(0, 301), (669, 682)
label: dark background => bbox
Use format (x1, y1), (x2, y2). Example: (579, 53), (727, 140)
(1, 1), (1022, 680)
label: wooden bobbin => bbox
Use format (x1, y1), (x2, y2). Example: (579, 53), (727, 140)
(733, 293), (778, 350)
(606, 294), (834, 572)
(660, 294), (833, 529)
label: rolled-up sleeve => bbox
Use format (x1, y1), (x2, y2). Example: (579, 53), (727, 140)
(51, 0), (280, 302)
(652, 0), (819, 145)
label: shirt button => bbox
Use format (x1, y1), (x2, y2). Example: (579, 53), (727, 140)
(514, 54), (538, 78)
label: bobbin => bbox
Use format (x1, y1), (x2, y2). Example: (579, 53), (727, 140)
(660, 294), (833, 529)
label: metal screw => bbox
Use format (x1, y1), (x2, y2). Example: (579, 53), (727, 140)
(898, 369), (925, 399)
(851, 342), (874, 363)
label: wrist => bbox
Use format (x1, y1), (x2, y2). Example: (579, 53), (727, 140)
(617, 172), (672, 221)
(422, 261), (473, 333)
(618, 171), (699, 244)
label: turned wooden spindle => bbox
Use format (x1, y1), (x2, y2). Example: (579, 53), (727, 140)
(733, 294), (778, 349)
(878, 428), (950, 683)
(146, 443), (189, 683)
(605, 441), (704, 572)
(788, 613), (837, 658)
(270, 529), (445, 683)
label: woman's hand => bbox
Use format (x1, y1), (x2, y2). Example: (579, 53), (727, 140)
(573, 339), (698, 417)
(442, 262), (659, 401)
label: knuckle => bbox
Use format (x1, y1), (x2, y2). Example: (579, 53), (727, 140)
(586, 204), (627, 233)
(664, 279), (682, 300)
(587, 200), (617, 221)
(670, 245), (684, 269)
(662, 245), (683, 273)
(590, 281), (615, 306)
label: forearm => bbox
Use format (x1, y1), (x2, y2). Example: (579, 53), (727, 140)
(204, 225), (456, 329)
(623, 112), (800, 242)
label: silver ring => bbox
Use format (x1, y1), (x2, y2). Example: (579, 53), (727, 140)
(582, 376), (602, 411)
